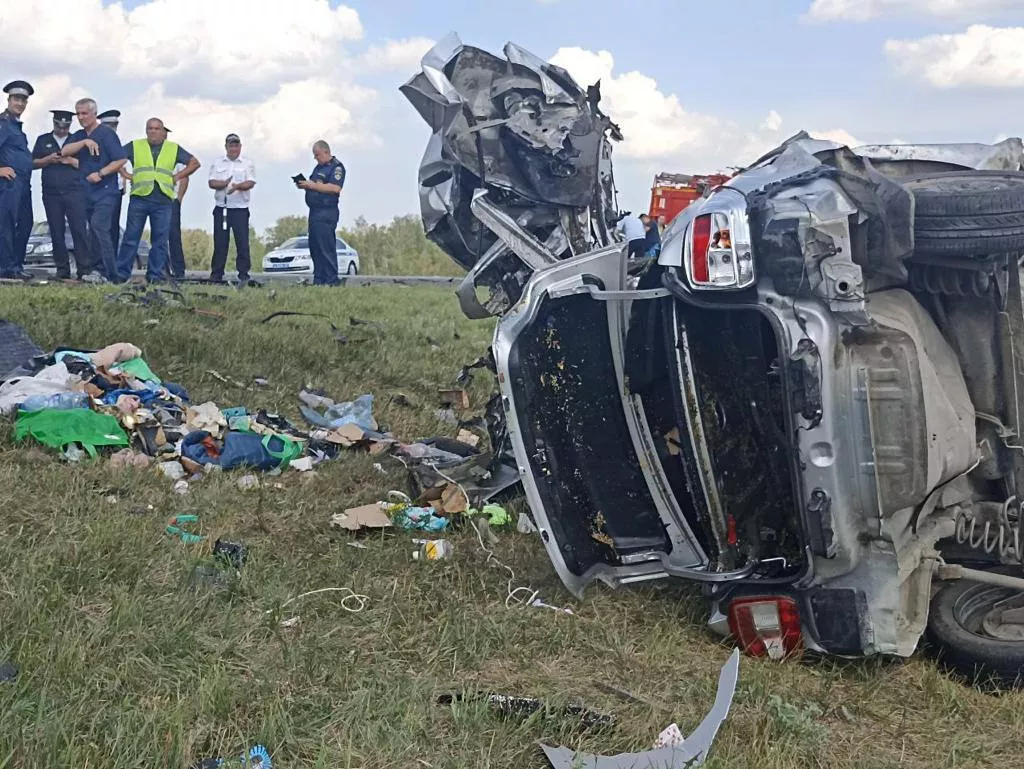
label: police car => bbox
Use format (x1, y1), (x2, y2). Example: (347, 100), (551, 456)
(24, 221), (151, 270)
(262, 235), (359, 275)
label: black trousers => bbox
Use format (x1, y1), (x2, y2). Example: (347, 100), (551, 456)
(211, 207), (251, 280)
(111, 190), (123, 259)
(42, 188), (92, 278)
(168, 199), (185, 278)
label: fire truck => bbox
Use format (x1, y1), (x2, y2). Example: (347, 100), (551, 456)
(648, 172), (732, 227)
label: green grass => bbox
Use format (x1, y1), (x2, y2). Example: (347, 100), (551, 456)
(1, 283), (1023, 768)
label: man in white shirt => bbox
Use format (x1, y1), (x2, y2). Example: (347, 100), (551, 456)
(207, 133), (256, 284)
(616, 212), (647, 259)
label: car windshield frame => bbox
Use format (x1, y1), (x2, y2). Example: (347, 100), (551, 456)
(278, 237), (309, 251)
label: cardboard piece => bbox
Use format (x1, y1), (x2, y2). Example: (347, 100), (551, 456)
(440, 483), (470, 514)
(331, 504), (393, 532)
(438, 388), (470, 410)
(456, 429), (481, 448)
(327, 423), (367, 447)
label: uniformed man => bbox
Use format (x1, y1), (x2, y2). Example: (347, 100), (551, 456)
(0, 80), (35, 280)
(116, 117), (199, 283)
(32, 110), (93, 281)
(98, 109), (124, 256)
(60, 98), (127, 281)
(208, 132), (256, 284)
(162, 125), (189, 280)
(296, 139), (345, 286)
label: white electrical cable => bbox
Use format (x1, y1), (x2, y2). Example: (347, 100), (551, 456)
(270, 587), (369, 628)
(426, 462), (540, 610)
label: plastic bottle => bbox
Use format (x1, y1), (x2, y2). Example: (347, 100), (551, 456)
(412, 540), (453, 561)
(19, 392), (90, 412)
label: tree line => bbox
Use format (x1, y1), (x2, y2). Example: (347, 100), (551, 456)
(175, 214), (465, 276)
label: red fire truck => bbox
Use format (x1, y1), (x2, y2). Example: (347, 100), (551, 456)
(648, 172), (732, 227)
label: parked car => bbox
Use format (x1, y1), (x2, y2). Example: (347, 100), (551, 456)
(24, 221), (150, 270)
(405, 36), (1024, 686)
(262, 235), (359, 275)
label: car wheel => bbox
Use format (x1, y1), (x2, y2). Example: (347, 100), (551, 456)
(906, 171), (1024, 258)
(347, 262), (358, 276)
(926, 566), (1024, 689)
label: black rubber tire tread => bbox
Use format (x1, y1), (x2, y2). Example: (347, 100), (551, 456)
(914, 232), (1024, 258)
(905, 171), (1024, 218)
(916, 212), (1024, 231)
(926, 567), (1024, 689)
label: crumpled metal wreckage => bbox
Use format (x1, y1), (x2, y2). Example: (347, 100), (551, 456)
(401, 32), (624, 320)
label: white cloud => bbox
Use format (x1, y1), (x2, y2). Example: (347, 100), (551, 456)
(805, 0), (1017, 22)
(0, 0), (364, 100)
(810, 129), (862, 146)
(549, 47), (722, 161)
(126, 80), (381, 162)
(360, 37), (436, 72)
(548, 48), (855, 171)
(886, 25), (1024, 88)
(762, 110), (783, 132)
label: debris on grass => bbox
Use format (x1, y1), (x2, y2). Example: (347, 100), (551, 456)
(538, 649), (740, 769)
(330, 503), (393, 532)
(412, 539), (453, 561)
(0, 661), (18, 683)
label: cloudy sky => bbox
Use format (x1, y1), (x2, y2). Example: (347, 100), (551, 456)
(3, 0), (1024, 234)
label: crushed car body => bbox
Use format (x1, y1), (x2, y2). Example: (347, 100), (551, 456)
(405, 35), (1024, 686)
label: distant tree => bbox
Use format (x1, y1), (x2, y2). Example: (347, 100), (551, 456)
(181, 228), (213, 270)
(339, 214), (463, 276)
(263, 216), (307, 250)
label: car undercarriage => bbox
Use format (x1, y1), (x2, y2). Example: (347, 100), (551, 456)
(404, 34), (1024, 687)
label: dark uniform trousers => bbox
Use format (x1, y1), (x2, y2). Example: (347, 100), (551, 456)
(308, 207), (339, 285)
(210, 206), (251, 281)
(169, 198), (185, 278)
(0, 179), (31, 276)
(111, 188), (123, 260)
(42, 187), (91, 278)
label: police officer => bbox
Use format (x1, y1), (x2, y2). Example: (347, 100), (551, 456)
(32, 110), (92, 281)
(98, 109), (123, 256)
(0, 80), (35, 280)
(60, 98), (127, 282)
(296, 139), (345, 286)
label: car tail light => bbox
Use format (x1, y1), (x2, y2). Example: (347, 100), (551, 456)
(684, 193), (755, 290)
(727, 596), (802, 660)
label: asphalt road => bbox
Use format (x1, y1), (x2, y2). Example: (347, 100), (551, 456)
(24, 265), (460, 287)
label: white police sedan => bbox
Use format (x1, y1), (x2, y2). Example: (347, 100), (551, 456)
(262, 235), (360, 276)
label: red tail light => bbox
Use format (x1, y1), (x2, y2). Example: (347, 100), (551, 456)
(727, 596), (802, 660)
(691, 214), (711, 283)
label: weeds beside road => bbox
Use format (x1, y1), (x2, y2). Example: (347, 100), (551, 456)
(1, 283), (1021, 768)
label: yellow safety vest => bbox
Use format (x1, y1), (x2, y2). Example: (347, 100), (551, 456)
(130, 139), (178, 200)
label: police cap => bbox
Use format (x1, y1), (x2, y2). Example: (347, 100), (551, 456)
(50, 110), (74, 123)
(3, 80), (34, 98)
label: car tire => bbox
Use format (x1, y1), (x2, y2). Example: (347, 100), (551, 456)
(925, 566), (1024, 689)
(906, 171), (1024, 258)
(347, 262), (358, 276)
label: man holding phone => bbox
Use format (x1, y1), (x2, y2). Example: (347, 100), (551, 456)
(295, 139), (344, 286)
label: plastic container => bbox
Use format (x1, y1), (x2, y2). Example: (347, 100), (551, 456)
(412, 540), (453, 561)
(19, 392), (90, 412)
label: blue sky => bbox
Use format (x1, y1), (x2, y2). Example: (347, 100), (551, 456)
(4, 0), (1024, 235)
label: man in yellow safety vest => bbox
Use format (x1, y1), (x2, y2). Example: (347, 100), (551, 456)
(116, 117), (199, 283)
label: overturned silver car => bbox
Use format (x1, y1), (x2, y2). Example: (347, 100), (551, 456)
(405, 36), (1024, 686)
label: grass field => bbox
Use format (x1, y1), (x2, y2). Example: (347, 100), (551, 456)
(1, 283), (1022, 769)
